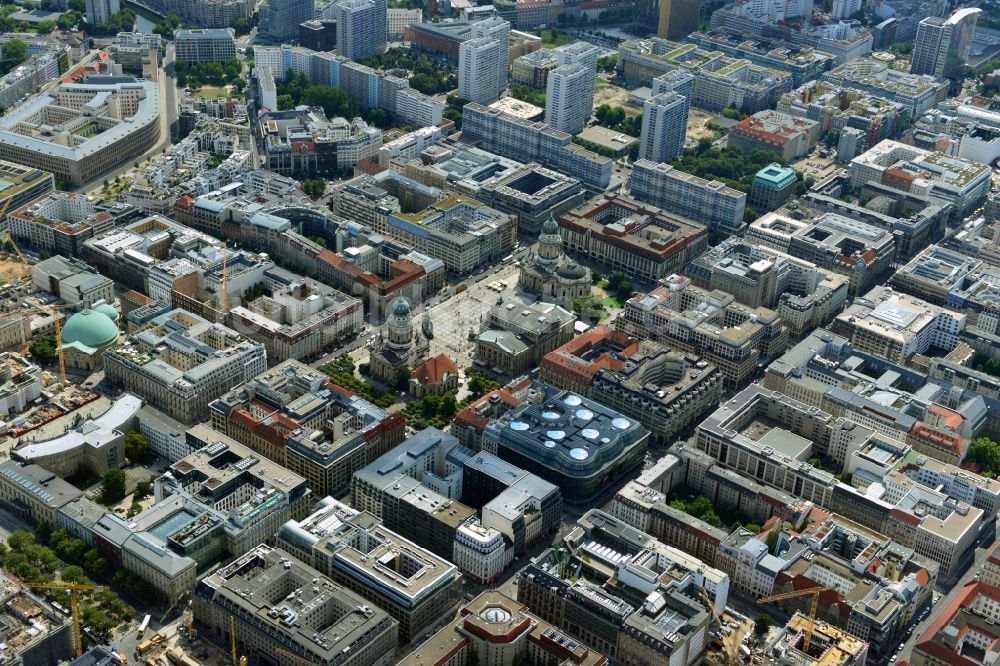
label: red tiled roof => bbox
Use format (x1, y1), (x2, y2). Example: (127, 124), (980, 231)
(411, 354), (459, 387)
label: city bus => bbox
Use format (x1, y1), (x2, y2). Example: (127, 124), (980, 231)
(137, 614), (150, 639)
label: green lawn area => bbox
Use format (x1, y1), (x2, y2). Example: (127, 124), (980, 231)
(595, 78), (611, 90)
(195, 85), (230, 99)
(536, 30), (576, 48)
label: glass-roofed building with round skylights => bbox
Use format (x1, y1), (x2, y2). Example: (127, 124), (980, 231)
(481, 382), (649, 503)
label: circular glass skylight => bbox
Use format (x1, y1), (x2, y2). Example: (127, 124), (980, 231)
(575, 409), (595, 421)
(541, 410), (560, 420)
(510, 421), (529, 431)
(569, 447), (589, 460)
(581, 428), (600, 440)
(546, 430), (566, 440)
(612, 417), (631, 430)
(563, 395), (582, 406)
(544, 440), (557, 448)
(481, 607), (512, 623)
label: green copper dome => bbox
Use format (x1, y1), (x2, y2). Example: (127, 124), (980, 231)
(94, 303), (119, 322)
(61, 310), (118, 349)
(541, 215), (559, 235)
(391, 297), (411, 318)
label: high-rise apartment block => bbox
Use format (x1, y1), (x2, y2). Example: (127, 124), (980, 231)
(85, 0), (119, 24)
(639, 92), (687, 163)
(458, 18), (510, 105)
(259, 0), (316, 43)
(336, 0), (387, 61)
(544, 64), (592, 135)
(174, 28), (237, 63)
(910, 8), (980, 79)
(544, 41), (600, 135)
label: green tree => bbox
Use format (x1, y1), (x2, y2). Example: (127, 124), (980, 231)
(754, 614), (774, 637)
(127, 502), (143, 518)
(83, 548), (108, 575)
(440, 392), (458, 418)
(133, 481), (151, 501)
(396, 367), (411, 391)
(765, 529), (779, 553)
(367, 108), (391, 128)
(99, 468), (127, 505)
(35, 20), (55, 34)
(123, 432), (149, 464)
(57, 12), (81, 30)
(968, 437), (1000, 477)
(420, 394), (441, 418)
(61, 565), (90, 585)
(34, 521), (51, 545)
(7, 530), (33, 552)
(69, 0), (85, 10)
(745, 523), (761, 534)
(276, 94), (294, 110)
(302, 179), (326, 199)
(597, 54), (618, 73)
(2, 39), (26, 67)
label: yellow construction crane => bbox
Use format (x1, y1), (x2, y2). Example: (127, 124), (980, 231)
(757, 586), (834, 655)
(18, 302), (79, 386)
(275, 647), (319, 666)
(25, 581), (105, 657)
(700, 588), (744, 666)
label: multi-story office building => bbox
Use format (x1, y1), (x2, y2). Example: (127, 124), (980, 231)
(210, 359), (405, 498)
(620, 274), (787, 387)
(657, 0), (699, 41)
(541, 327), (722, 445)
(461, 102), (612, 192)
(512, 48), (559, 88)
(259, 0), (315, 43)
(619, 38), (793, 112)
(687, 30), (835, 86)
(104, 309), (267, 423)
(748, 163), (798, 212)
(398, 591), (609, 666)
(630, 159), (746, 235)
(823, 58), (949, 116)
(336, 0), (387, 61)
(387, 8), (422, 39)
(830, 285), (965, 364)
(639, 92), (687, 164)
(378, 195), (515, 275)
(748, 212), (897, 296)
(10, 192), (139, 257)
(910, 8), (980, 79)
(276, 503), (462, 642)
(729, 110), (821, 161)
(476, 162), (585, 234)
(257, 108), (382, 175)
(174, 28), (237, 63)
(0, 160), (53, 228)
(85, 0), (119, 24)
(849, 139), (991, 220)
(88, 425), (312, 601)
(0, 461), (82, 528)
(194, 546), (398, 666)
(31, 256), (113, 308)
(480, 382), (649, 504)
(0, 78), (160, 187)
(557, 192), (706, 283)
(687, 240), (849, 337)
